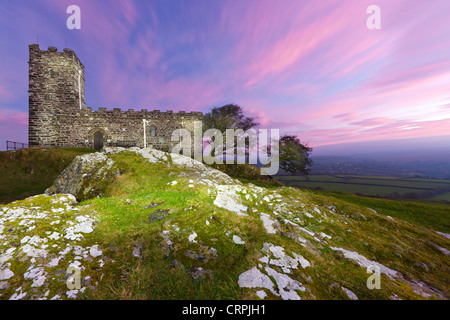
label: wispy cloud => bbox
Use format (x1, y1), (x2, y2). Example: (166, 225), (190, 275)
(350, 117), (392, 127)
(1, 0), (449, 148)
(0, 109), (28, 126)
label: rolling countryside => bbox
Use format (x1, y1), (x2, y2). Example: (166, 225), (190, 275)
(274, 175), (450, 201)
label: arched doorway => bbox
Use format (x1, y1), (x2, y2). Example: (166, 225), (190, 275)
(93, 131), (104, 150)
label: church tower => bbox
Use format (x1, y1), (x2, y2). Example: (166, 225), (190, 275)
(28, 44), (85, 147)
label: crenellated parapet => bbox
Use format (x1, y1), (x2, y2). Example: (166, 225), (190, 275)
(80, 107), (203, 120)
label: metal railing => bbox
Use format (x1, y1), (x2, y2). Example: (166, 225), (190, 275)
(6, 140), (29, 151)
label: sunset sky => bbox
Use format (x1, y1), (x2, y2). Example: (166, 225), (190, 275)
(0, 0), (449, 151)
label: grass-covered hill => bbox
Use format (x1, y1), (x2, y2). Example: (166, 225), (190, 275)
(0, 147), (95, 204)
(0, 147), (449, 300)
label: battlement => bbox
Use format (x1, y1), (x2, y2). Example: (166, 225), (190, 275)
(29, 44), (84, 68)
(81, 107), (202, 119)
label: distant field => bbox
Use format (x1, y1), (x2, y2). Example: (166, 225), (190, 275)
(431, 192), (450, 202)
(274, 174), (450, 200)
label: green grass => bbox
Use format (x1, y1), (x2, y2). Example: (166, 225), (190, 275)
(77, 152), (269, 299)
(432, 192), (450, 202)
(82, 153), (449, 299)
(0, 147), (95, 204)
(306, 189), (450, 233)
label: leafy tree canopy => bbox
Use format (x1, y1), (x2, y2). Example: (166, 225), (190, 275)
(202, 104), (259, 133)
(278, 134), (313, 176)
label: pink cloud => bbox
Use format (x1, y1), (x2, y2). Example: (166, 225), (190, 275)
(350, 117), (392, 127)
(236, 1), (356, 86)
(367, 61), (450, 91)
(0, 109), (28, 126)
(333, 113), (359, 122)
(247, 108), (271, 127)
(303, 118), (450, 147)
(0, 85), (7, 98)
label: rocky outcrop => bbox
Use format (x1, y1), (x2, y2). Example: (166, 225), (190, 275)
(46, 152), (120, 201)
(104, 147), (237, 185)
(46, 147), (238, 202)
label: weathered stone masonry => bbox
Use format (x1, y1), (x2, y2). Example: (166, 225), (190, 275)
(28, 44), (202, 151)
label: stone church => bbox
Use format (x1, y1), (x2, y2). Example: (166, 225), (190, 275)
(28, 44), (202, 151)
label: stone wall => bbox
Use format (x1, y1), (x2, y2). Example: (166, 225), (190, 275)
(28, 44), (202, 151)
(57, 108), (202, 151)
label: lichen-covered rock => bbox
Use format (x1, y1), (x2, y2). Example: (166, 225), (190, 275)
(46, 147), (239, 203)
(238, 267), (276, 295)
(330, 246), (399, 279)
(105, 147), (237, 185)
(46, 152), (120, 201)
(0, 194), (108, 300)
(213, 185), (248, 216)
(259, 212), (279, 234)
